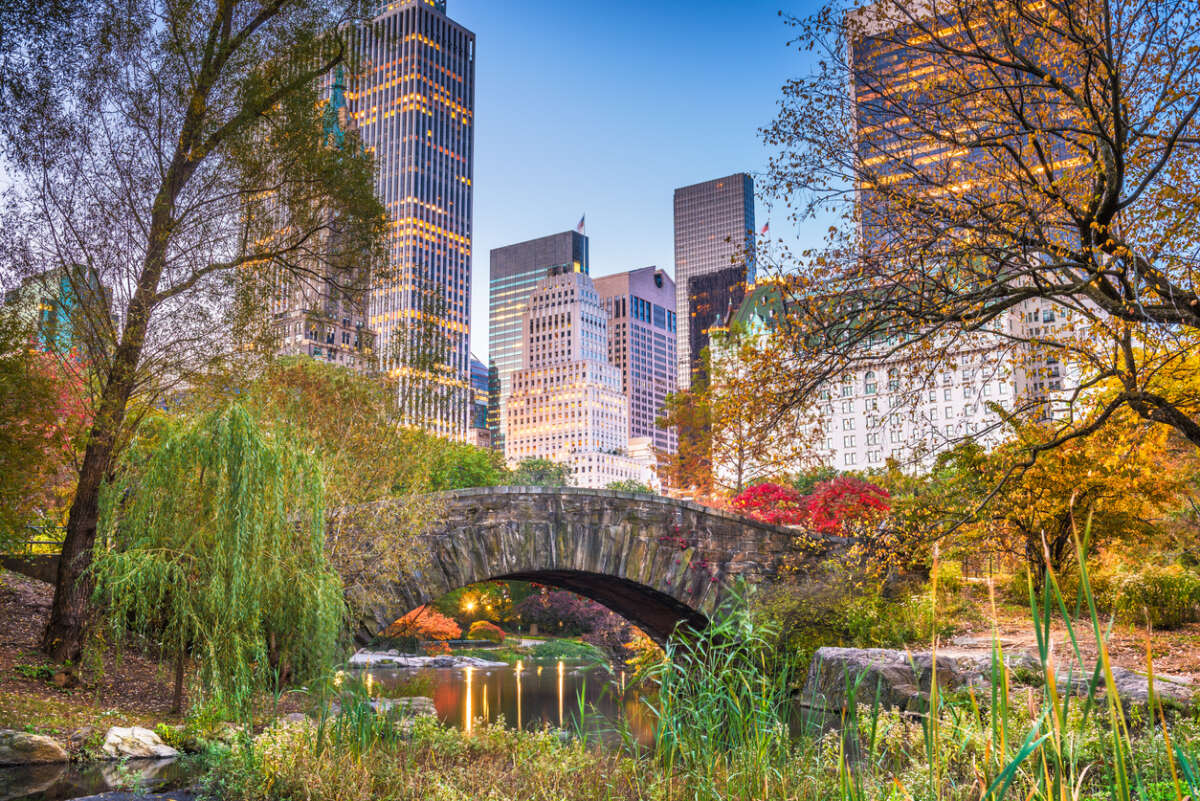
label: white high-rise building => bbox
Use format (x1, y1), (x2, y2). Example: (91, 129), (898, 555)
(711, 281), (1083, 483)
(594, 266), (678, 456)
(505, 267), (652, 488)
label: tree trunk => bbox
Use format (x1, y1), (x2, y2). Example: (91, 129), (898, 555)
(171, 651), (185, 715)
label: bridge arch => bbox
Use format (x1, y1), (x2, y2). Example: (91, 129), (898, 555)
(354, 487), (832, 643)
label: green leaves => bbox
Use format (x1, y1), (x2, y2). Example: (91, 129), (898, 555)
(92, 403), (344, 720)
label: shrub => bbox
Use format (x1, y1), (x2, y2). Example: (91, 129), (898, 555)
(423, 640), (451, 656)
(1110, 564), (1200, 629)
(933, 559), (964, 596)
(528, 639), (605, 663)
(512, 589), (612, 635)
(386, 605), (462, 641)
(467, 620), (505, 643)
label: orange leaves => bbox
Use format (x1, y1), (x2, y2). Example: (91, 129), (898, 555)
(387, 605), (463, 641)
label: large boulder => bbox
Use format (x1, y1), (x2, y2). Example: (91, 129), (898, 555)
(801, 647), (1196, 715)
(0, 730), (69, 765)
(100, 727), (179, 760)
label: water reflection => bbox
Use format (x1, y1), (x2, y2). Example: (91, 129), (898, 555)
(360, 660), (655, 746)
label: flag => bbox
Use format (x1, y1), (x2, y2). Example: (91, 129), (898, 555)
(576, 214), (586, 234)
(760, 221), (770, 235)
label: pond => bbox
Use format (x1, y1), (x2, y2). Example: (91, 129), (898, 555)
(0, 756), (200, 801)
(355, 659), (657, 747)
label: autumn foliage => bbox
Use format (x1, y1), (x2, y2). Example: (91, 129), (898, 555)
(386, 605), (462, 641)
(466, 620), (506, 643)
(731, 478), (891, 535)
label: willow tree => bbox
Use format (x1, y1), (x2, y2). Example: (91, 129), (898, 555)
(92, 405), (343, 716)
(760, 0), (1200, 461)
(0, 0), (386, 661)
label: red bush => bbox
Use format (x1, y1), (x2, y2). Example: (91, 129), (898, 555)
(730, 482), (807, 525)
(386, 605), (462, 640)
(803, 477), (891, 534)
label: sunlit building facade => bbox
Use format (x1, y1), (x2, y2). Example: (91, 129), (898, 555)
(349, 0), (476, 437)
(673, 173), (755, 390)
(488, 231), (588, 451)
(505, 267), (651, 488)
(594, 266), (678, 455)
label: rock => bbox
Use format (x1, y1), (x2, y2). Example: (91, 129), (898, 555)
(68, 725), (98, 747)
(100, 727), (179, 760)
(371, 696), (436, 717)
(801, 647), (1197, 716)
(0, 730), (70, 765)
(1056, 666), (1196, 710)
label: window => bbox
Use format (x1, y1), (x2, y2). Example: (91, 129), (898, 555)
(844, 453), (857, 465)
(866, 432), (880, 446)
(944, 388), (952, 401)
(841, 400), (854, 413)
(842, 418), (855, 430)
(888, 368), (899, 392)
(843, 435), (855, 448)
(864, 371), (877, 395)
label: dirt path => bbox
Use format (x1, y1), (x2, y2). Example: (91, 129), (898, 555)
(945, 595), (1200, 683)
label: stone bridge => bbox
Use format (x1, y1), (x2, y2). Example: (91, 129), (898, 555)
(1, 487), (842, 645)
(355, 486), (839, 643)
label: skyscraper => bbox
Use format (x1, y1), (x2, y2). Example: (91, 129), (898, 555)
(673, 173), (755, 390)
(505, 267), (650, 488)
(268, 68), (375, 372)
(469, 354), (490, 448)
(350, 0), (476, 438)
(487, 230), (588, 450)
(594, 266), (677, 455)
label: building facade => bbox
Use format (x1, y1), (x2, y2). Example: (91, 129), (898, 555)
(469, 354), (490, 448)
(673, 173), (755, 390)
(504, 267), (651, 488)
(711, 282), (1082, 483)
(594, 266), (678, 456)
(488, 231), (588, 450)
(350, 0), (476, 438)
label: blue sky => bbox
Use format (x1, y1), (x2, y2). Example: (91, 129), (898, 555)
(455, 0), (823, 361)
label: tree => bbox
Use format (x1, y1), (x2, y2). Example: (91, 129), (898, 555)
(91, 405), (343, 716)
(730, 483), (807, 526)
(605, 479), (655, 495)
(708, 322), (821, 495)
(657, 382), (713, 498)
(937, 417), (1184, 579)
(0, 315), (90, 546)
(385, 605), (462, 641)
(510, 458), (573, 488)
(761, 0), (1200, 463)
(2, 0), (387, 661)
(803, 476), (892, 536)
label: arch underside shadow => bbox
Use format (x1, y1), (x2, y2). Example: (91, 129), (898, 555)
(491, 570), (709, 643)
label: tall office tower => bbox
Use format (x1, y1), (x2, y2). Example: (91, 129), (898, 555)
(487, 231), (588, 450)
(594, 267), (678, 455)
(469, 354), (490, 448)
(673, 173), (755, 390)
(350, 0), (476, 438)
(505, 267), (651, 488)
(268, 69), (376, 372)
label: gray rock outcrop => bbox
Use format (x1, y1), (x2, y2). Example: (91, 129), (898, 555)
(0, 730), (69, 765)
(801, 647), (1196, 715)
(100, 727), (179, 760)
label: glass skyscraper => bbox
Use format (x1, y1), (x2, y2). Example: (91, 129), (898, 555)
(673, 173), (755, 390)
(487, 230), (588, 451)
(349, 0), (475, 439)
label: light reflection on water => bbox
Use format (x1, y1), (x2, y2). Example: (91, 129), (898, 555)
(361, 660), (656, 746)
